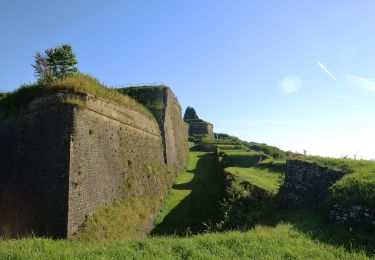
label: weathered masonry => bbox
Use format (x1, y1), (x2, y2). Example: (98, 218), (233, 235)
(0, 89), (188, 238)
(278, 159), (345, 208)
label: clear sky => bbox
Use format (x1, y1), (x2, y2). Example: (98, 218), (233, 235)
(1, 1), (375, 159)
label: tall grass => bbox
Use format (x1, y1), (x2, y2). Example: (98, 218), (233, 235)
(0, 224), (370, 259)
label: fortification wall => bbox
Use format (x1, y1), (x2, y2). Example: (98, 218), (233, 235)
(119, 86), (189, 175)
(0, 92), (172, 238)
(278, 159), (345, 208)
(0, 104), (73, 238)
(67, 94), (168, 237)
(163, 88), (189, 174)
(188, 122), (214, 138)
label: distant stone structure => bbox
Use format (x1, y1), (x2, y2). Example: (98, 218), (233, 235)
(183, 106), (214, 138)
(0, 87), (188, 239)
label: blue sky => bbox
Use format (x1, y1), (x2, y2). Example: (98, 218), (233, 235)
(1, 1), (375, 159)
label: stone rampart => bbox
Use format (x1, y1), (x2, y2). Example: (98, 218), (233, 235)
(188, 121), (214, 138)
(118, 86), (189, 175)
(0, 91), (175, 238)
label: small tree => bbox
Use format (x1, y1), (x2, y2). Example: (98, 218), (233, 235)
(32, 51), (53, 83)
(32, 44), (78, 82)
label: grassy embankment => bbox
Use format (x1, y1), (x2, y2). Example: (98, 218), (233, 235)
(0, 74), (153, 119)
(299, 155), (375, 208)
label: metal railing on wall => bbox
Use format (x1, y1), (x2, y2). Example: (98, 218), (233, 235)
(109, 82), (166, 89)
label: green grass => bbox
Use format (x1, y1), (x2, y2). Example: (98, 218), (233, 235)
(0, 223), (371, 259)
(298, 156), (375, 208)
(216, 144), (245, 150)
(258, 158), (286, 172)
(152, 151), (223, 235)
(302, 155), (375, 173)
(225, 167), (283, 193)
(221, 150), (268, 168)
(117, 86), (167, 124)
(330, 171), (375, 208)
(201, 137), (240, 145)
(247, 142), (288, 160)
(0, 74), (153, 119)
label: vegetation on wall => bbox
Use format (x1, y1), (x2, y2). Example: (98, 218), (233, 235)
(0, 74), (153, 119)
(117, 86), (167, 125)
(33, 44), (78, 82)
(183, 106), (199, 121)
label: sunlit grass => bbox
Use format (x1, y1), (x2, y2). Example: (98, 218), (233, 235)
(225, 167), (283, 193)
(0, 224), (369, 259)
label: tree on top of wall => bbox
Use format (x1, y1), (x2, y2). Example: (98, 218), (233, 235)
(32, 44), (78, 83)
(183, 106), (199, 121)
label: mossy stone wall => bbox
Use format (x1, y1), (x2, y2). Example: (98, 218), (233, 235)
(279, 159), (345, 208)
(0, 92), (173, 239)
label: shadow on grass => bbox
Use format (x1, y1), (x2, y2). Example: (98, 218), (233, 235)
(151, 153), (224, 236)
(270, 208), (375, 256)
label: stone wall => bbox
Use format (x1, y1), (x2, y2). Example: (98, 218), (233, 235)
(0, 103), (73, 238)
(278, 159), (345, 208)
(0, 91), (180, 238)
(118, 86), (189, 175)
(67, 93), (168, 237)
(188, 121), (214, 138)
(328, 204), (375, 226)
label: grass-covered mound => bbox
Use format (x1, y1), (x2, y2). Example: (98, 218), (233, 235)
(220, 150), (268, 168)
(0, 223), (370, 259)
(225, 167), (283, 194)
(247, 142), (288, 160)
(330, 171), (375, 208)
(0, 74), (152, 119)
(201, 136), (241, 145)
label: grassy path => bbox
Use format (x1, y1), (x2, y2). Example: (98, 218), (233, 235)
(152, 151), (223, 235)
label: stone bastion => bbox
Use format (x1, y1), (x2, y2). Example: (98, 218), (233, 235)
(0, 88), (188, 238)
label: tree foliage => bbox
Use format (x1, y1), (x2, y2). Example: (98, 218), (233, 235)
(183, 106), (199, 121)
(32, 44), (78, 82)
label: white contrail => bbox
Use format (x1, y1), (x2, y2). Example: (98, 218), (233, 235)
(316, 60), (336, 80)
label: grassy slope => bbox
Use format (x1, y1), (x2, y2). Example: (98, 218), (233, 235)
(0, 224), (369, 259)
(225, 167), (282, 193)
(301, 156), (375, 208)
(152, 151), (223, 235)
